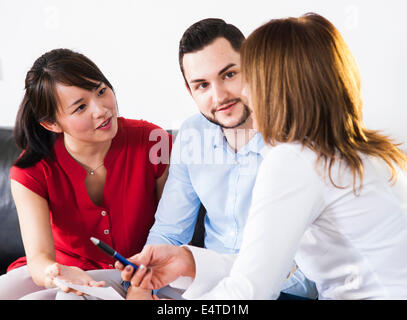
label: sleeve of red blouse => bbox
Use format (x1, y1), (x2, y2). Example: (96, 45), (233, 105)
(142, 121), (173, 179)
(9, 159), (48, 200)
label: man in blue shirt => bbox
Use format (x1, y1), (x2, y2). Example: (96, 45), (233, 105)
(128, 18), (317, 299)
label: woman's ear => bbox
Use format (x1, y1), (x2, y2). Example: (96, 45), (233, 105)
(40, 121), (63, 133)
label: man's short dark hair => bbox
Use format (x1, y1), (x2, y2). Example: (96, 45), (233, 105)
(179, 18), (245, 86)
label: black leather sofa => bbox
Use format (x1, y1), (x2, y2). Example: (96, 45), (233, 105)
(0, 127), (204, 275)
(0, 128), (25, 275)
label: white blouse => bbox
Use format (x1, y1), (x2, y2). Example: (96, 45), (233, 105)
(174, 143), (407, 299)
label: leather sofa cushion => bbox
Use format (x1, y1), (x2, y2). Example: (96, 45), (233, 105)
(0, 128), (25, 274)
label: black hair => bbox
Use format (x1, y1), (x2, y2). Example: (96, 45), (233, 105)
(178, 18), (245, 86)
(14, 48), (113, 168)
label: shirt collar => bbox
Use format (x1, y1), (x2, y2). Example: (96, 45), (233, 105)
(239, 131), (266, 156)
(213, 125), (226, 149)
(212, 125), (266, 156)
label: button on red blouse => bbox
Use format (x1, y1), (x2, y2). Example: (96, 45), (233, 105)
(8, 117), (172, 272)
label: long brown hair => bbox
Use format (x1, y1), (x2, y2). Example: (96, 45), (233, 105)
(241, 13), (407, 192)
(14, 48), (114, 168)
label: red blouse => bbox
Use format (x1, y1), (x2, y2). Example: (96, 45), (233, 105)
(8, 117), (171, 272)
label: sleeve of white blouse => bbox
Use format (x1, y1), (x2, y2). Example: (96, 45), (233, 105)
(174, 246), (237, 299)
(182, 146), (325, 299)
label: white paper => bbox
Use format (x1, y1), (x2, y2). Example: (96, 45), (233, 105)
(53, 278), (124, 300)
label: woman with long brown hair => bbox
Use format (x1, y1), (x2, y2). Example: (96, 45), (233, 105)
(0, 49), (171, 299)
(119, 13), (407, 299)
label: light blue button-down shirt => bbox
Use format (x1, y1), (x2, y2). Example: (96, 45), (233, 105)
(147, 113), (317, 298)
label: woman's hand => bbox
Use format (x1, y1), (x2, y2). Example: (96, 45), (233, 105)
(45, 263), (105, 296)
(115, 244), (196, 291)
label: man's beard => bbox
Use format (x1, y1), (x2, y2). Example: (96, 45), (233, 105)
(201, 102), (251, 129)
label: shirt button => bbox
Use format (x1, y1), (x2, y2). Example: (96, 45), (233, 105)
(101, 210), (107, 216)
(104, 229), (109, 235)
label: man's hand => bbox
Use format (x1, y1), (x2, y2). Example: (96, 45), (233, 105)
(115, 244), (196, 290)
(126, 286), (154, 300)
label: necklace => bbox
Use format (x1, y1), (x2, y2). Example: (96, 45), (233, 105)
(88, 162), (104, 175)
(63, 141), (106, 176)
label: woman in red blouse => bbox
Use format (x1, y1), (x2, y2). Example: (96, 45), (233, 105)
(0, 49), (171, 299)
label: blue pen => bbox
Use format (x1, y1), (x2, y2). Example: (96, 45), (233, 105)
(90, 237), (138, 271)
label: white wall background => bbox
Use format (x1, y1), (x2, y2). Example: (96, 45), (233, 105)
(1, 0), (406, 149)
